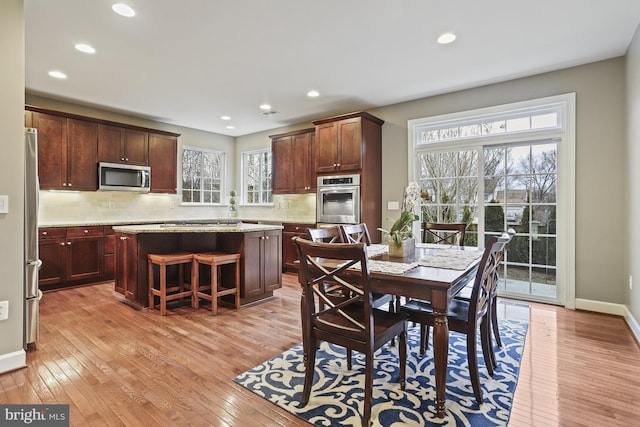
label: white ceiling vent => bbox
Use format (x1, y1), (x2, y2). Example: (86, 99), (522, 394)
(260, 110), (279, 116)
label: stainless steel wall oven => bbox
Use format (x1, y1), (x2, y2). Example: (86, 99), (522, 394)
(316, 174), (360, 224)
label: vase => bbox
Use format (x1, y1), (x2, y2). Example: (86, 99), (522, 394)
(388, 237), (415, 258)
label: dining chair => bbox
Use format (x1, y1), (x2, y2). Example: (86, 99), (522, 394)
(340, 223), (372, 245)
(292, 237), (408, 426)
(308, 226), (344, 243)
(399, 236), (506, 405)
(422, 222), (467, 246)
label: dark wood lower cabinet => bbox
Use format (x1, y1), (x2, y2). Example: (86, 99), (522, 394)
(282, 223), (314, 272)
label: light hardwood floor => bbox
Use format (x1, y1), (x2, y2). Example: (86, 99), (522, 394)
(1, 274), (639, 426)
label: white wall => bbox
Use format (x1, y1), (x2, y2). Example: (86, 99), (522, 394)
(626, 24), (640, 324)
(0, 0), (26, 373)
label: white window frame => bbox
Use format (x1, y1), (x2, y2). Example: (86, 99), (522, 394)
(180, 145), (226, 206)
(241, 148), (273, 205)
(408, 93), (576, 309)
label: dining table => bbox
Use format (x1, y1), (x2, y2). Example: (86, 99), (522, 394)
(300, 242), (484, 418)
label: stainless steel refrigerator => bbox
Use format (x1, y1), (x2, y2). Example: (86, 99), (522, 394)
(25, 128), (41, 345)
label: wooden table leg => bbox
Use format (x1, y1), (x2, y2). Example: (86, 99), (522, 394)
(433, 307), (449, 418)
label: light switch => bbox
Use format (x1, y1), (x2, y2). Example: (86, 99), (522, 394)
(0, 195), (8, 213)
(387, 201), (400, 211)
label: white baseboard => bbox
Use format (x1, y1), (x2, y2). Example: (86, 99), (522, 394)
(0, 349), (26, 374)
(575, 298), (640, 343)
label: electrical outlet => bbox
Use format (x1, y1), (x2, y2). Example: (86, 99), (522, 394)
(630, 275), (633, 291)
(0, 300), (8, 321)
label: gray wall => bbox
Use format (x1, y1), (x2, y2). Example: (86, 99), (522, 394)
(627, 25), (640, 321)
(240, 58), (628, 306)
(0, 0), (25, 368)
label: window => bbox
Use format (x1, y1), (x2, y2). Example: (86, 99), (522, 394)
(181, 146), (225, 204)
(409, 94), (575, 307)
(242, 149), (272, 204)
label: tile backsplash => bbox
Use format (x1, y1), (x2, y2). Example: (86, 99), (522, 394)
(38, 191), (317, 225)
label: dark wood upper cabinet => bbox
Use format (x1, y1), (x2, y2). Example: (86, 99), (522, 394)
(270, 128), (315, 194)
(149, 133), (178, 193)
(313, 111), (384, 174)
(98, 124), (149, 166)
(31, 112), (97, 191)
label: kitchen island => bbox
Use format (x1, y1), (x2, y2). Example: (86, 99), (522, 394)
(112, 222), (283, 309)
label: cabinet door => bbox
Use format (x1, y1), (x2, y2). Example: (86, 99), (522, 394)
(67, 119), (98, 191)
(336, 117), (363, 171)
(263, 229), (282, 292)
(242, 232), (264, 298)
(38, 238), (66, 288)
(149, 133), (177, 193)
(315, 122), (339, 173)
(33, 113), (67, 190)
(292, 132), (314, 193)
(272, 135), (293, 194)
(98, 124), (125, 163)
(115, 233), (137, 297)
(66, 236), (104, 282)
(124, 129), (149, 166)
(282, 231), (296, 271)
(103, 233), (116, 279)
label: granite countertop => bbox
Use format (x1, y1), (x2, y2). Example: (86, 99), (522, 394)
(113, 222), (284, 234)
(39, 218), (316, 228)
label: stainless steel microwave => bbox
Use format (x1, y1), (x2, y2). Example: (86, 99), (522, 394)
(98, 162), (151, 192)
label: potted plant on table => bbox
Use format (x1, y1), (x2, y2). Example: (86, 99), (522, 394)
(379, 182), (422, 257)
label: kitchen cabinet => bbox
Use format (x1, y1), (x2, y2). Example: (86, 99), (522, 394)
(235, 230), (282, 299)
(98, 124), (149, 166)
(38, 226), (104, 289)
(114, 232), (138, 299)
(313, 111), (383, 174)
(38, 227), (67, 288)
(103, 226), (115, 279)
(282, 223), (313, 272)
(149, 133), (178, 193)
(31, 113), (98, 191)
(270, 128), (316, 194)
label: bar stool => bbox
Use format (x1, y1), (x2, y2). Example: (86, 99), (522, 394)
(192, 252), (241, 315)
(148, 253), (194, 315)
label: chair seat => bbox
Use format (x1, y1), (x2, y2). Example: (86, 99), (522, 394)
(400, 298), (471, 325)
(316, 307), (408, 341)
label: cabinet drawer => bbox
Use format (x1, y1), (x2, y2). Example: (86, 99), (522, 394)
(66, 226), (104, 238)
(283, 223), (313, 233)
(39, 227), (66, 240)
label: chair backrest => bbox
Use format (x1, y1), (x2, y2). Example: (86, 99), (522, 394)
(292, 237), (374, 340)
(340, 223), (372, 245)
(467, 236), (507, 327)
(422, 222), (466, 246)
(308, 226), (344, 244)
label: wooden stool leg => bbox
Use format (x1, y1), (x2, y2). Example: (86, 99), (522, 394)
(211, 261), (218, 315)
(191, 259), (198, 308)
(159, 261), (167, 316)
(148, 259), (154, 310)
(234, 259), (241, 309)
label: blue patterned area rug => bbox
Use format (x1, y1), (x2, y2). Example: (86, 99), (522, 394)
(234, 319), (528, 426)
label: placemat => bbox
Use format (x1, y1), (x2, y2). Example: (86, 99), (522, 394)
(418, 248), (483, 270)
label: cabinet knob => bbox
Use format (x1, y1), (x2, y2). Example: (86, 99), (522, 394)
(42, 231), (48, 236)
(66, 242), (71, 246)
(63, 183), (67, 186)
(84, 229), (89, 233)
(120, 236), (128, 241)
(336, 163), (341, 168)
(125, 158), (129, 162)
(120, 157), (125, 161)
(333, 163), (337, 167)
(68, 183), (72, 187)
(60, 242), (65, 246)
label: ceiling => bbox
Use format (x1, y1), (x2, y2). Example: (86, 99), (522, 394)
(25, 0), (640, 137)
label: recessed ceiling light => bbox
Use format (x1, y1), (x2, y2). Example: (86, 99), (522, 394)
(226, 125), (235, 130)
(221, 115), (231, 120)
(437, 32), (457, 44)
(48, 70), (67, 79)
(75, 43), (96, 54)
(112, 3), (135, 17)
(307, 90), (320, 98)
(259, 104), (272, 110)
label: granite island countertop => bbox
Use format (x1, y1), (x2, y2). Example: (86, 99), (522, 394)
(39, 218), (314, 228)
(112, 222), (284, 234)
